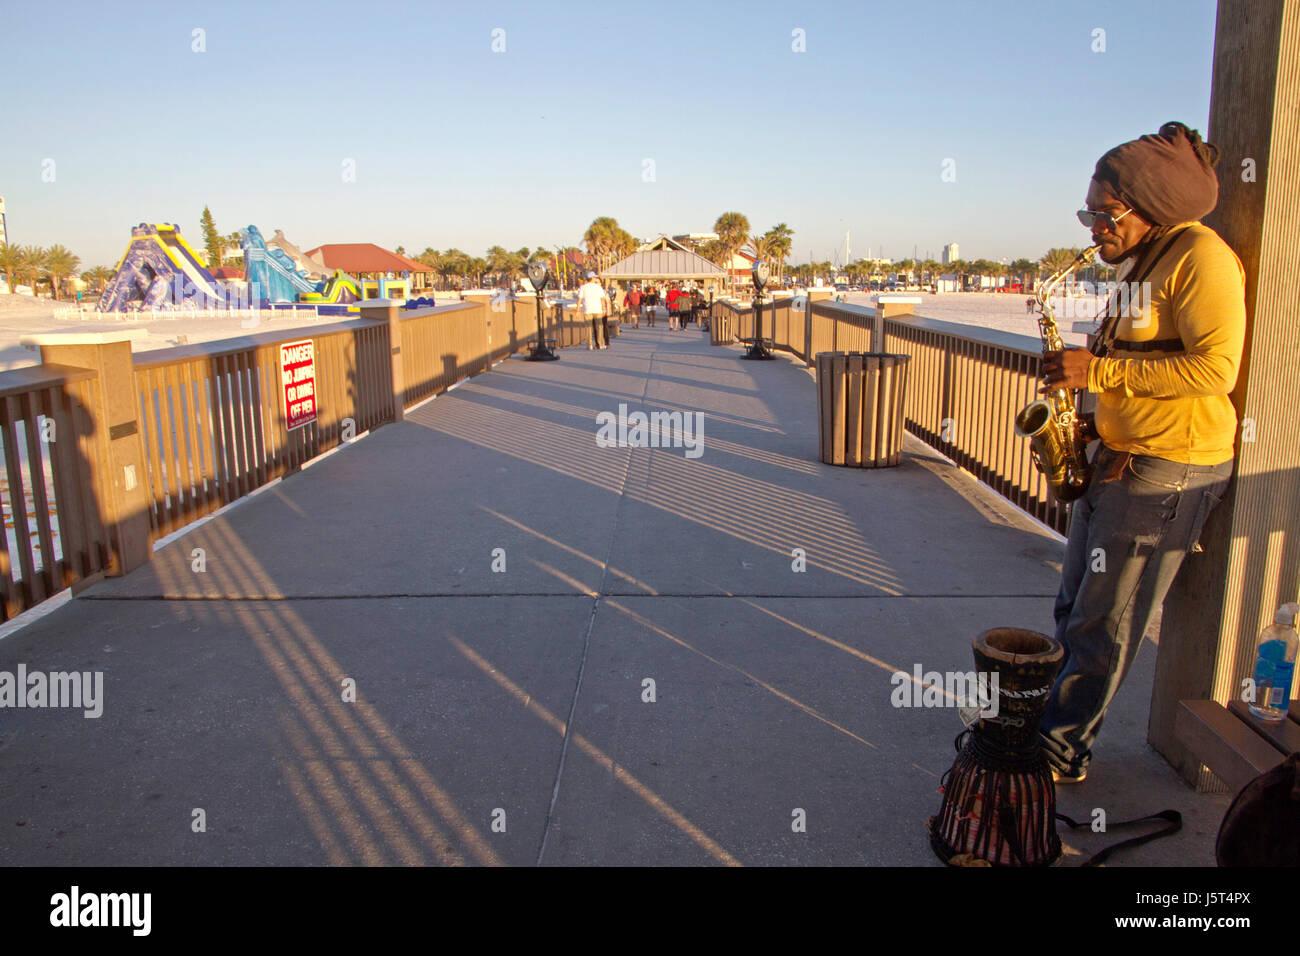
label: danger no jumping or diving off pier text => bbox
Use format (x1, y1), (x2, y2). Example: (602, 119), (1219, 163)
(280, 339), (318, 431)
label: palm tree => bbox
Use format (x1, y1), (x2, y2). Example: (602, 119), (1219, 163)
(582, 217), (636, 274)
(698, 239), (730, 268)
(437, 248), (467, 289)
(0, 242), (23, 290)
(20, 246), (48, 293)
(614, 229), (636, 266)
(43, 244), (80, 300)
(763, 223), (794, 280)
(485, 245), (513, 285)
(1040, 248), (1081, 273)
(506, 249), (532, 285)
(221, 231), (243, 265)
(583, 217), (616, 273)
(80, 265), (115, 292)
(714, 212), (749, 252)
(713, 212), (750, 291)
(469, 257), (487, 288)
(1010, 258), (1037, 291)
(751, 234), (772, 259)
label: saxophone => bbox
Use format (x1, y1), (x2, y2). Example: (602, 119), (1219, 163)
(1014, 244), (1100, 503)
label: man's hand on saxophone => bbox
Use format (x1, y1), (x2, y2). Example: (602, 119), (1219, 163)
(1039, 346), (1094, 392)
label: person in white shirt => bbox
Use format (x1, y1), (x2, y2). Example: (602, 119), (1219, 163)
(576, 271), (610, 349)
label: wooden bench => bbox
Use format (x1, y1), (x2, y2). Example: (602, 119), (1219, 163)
(1176, 698), (1300, 792)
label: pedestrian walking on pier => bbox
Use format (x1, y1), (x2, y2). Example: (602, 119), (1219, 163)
(666, 284), (682, 330)
(625, 285), (642, 328)
(577, 271), (609, 349)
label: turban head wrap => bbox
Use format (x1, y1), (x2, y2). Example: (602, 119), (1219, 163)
(1093, 121), (1220, 226)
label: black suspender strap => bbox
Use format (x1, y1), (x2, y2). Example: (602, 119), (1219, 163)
(1110, 336), (1185, 353)
(1092, 225), (1192, 358)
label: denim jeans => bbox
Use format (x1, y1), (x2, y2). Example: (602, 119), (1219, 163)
(1039, 445), (1233, 776)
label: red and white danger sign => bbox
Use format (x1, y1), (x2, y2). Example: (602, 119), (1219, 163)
(280, 339), (318, 431)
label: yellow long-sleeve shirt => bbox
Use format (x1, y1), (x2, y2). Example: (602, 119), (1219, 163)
(1086, 222), (1245, 464)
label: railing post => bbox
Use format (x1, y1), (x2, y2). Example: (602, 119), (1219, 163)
(29, 332), (152, 576)
(359, 300), (404, 422)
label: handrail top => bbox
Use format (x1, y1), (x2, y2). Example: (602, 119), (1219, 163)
(21, 330), (150, 347)
(398, 301), (482, 320)
(885, 313), (1042, 356)
(132, 318), (387, 370)
(811, 300), (875, 318)
(0, 363), (98, 399)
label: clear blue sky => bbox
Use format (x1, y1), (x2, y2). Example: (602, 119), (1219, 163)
(3, 0), (1219, 268)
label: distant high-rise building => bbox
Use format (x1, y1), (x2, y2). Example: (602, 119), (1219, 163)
(0, 196), (7, 247)
(942, 242), (959, 264)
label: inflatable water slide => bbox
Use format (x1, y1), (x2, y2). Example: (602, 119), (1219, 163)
(298, 270), (361, 304)
(97, 223), (228, 312)
(243, 226), (360, 305)
(99, 221), (363, 312)
(240, 224), (319, 304)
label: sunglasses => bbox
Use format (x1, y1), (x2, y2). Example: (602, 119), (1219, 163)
(1076, 207), (1133, 231)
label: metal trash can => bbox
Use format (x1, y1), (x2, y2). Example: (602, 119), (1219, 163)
(815, 351), (910, 467)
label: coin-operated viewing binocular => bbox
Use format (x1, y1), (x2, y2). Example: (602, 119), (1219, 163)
(741, 259), (774, 361)
(525, 260), (559, 362)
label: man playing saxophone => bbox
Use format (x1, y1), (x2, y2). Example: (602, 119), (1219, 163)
(1036, 122), (1246, 783)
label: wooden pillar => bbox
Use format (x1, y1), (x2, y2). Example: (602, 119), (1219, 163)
(1150, 0), (1300, 788)
(32, 333), (153, 576)
(359, 301), (404, 422)
(874, 297), (919, 352)
(463, 291), (493, 358)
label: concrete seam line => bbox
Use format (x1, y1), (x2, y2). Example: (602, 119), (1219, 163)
(535, 350), (648, 866)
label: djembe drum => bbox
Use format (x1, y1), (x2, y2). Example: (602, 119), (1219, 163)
(928, 628), (1065, 866)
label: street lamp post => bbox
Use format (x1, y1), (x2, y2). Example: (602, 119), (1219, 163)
(525, 260), (560, 361)
(740, 259), (774, 361)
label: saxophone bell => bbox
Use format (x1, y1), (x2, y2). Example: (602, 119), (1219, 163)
(1014, 399), (1089, 502)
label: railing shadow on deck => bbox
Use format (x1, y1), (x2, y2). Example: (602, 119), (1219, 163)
(708, 297), (1071, 535)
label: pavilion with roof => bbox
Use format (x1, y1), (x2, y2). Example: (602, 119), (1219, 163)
(304, 243), (437, 292)
(601, 237), (728, 299)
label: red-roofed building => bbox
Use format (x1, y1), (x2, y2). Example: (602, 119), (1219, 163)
(211, 266), (244, 280)
(305, 244), (436, 290)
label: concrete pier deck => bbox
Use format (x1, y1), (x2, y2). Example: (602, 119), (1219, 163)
(0, 325), (1228, 866)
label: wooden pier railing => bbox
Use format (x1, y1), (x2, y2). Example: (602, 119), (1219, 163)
(132, 320), (395, 541)
(0, 364), (108, 618)
(0, 294), (582, 620)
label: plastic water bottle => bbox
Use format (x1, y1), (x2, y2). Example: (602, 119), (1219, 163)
(1249, 602), (1299, 721)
